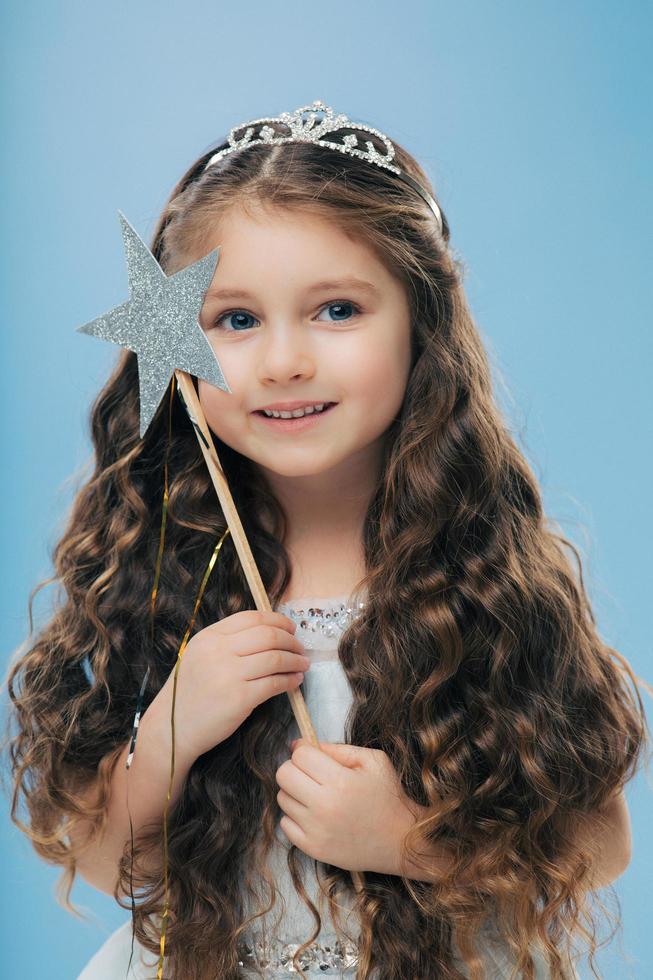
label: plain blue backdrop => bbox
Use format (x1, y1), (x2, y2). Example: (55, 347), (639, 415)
(1, 1), (651, 977)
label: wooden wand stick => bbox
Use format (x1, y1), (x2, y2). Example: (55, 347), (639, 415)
(174, 369), (366, 896)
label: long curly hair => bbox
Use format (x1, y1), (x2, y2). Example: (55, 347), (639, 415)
(5, 114), (650, 979)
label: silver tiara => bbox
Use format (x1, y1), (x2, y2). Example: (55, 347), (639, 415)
(203, 100), (443, 234)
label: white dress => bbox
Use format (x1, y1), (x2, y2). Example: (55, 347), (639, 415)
(76, 592), (568, 979)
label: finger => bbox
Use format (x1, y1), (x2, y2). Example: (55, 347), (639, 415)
(276, 758), (321, 805)
(241, 648), (308, 680)
(212, 610), (297, 636)
(279, 814), (306, 848)
(224, 625), (305, 659)
(290, 743), (347, 785)
(277, 787), (308, 823)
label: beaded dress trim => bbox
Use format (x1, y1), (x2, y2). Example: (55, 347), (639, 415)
(275, 592), (367, 654)
(237, 932), (360, 977)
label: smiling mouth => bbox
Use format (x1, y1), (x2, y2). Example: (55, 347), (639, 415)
(254, 402), (337, 418)
(252, 403), (338, 425)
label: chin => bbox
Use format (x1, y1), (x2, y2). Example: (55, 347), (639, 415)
(261, 460), (338, 478)
(255, 449), (348, 477)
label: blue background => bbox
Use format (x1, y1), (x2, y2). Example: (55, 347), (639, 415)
(1, 1), (651, 976)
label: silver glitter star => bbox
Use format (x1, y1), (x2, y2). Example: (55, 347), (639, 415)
(76, 210), (231, 438)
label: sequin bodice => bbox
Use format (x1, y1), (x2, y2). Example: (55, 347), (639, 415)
(237, 591), (366, 978)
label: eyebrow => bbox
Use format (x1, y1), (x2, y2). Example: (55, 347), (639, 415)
(204, 277), (380, 302)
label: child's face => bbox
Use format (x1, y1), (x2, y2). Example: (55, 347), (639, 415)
(194, 205), (412, 481)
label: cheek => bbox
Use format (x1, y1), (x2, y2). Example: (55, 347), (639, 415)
(354, 343), (410, 413)
(197, 379), (239, 437)
(197, 342), (254, 424)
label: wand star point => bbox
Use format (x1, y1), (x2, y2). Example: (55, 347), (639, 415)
(76, 211), (230, 439)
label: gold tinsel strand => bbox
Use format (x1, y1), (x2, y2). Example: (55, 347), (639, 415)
(156, 524), (231, 976)
(121, 376), (231, 977)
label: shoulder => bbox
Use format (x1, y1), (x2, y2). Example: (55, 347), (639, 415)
(75, 920), (158, 980)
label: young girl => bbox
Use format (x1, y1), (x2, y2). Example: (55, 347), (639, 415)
(6, 102), (648, 980)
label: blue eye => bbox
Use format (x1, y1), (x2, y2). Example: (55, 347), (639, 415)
(316, 300), (361, 323)
(217, 311), (257, 332)
(213, 300), (361, 332)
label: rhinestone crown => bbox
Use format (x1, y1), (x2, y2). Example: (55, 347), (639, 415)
(204, 100), (443, 234)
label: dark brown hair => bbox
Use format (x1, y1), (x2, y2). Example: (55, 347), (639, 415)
(5, 115), (650, 979)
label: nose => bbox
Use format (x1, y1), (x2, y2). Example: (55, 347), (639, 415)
(255, 323), (316, 385)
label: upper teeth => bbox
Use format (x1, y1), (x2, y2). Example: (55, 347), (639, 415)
(263, 403), (329, 418)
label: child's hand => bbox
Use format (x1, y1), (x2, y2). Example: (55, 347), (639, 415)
(275, 739), (424, 876)
(154, 610), (310, 763)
